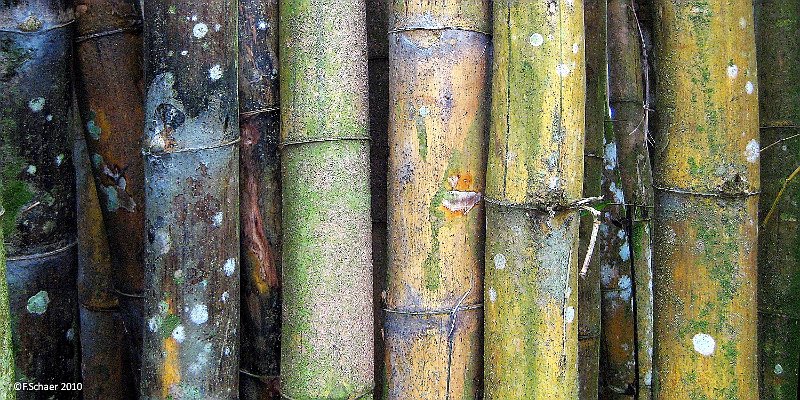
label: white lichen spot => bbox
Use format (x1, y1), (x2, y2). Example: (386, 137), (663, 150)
(212, 211), (223, 227)
(442, 191), (482, 214)
(692, 333), (716, 356)
(418, 106), (429, 117)
(745, 81), (754, 95)
(181, 50), (188, 56)
(548, 176), (560, 190)
(572, 43), (579, 54)
(191, 15), (198, 21)
(158, 300), (169, 314)
(529, 33), (544, 47)
(619, 242), (630, 262)
(192, 22), (208, 38)
(208, 64), (223, 81)
(66, 328), (75, 341)
(190, 304), (209, 325)
(148, 316), (159, 332)
(257, 20), (268, 30)
(727, 64), (739, 79)
(775, 364), (784, 375)
(26, 291), (49, 315)
(26, 165), (37, 175)
(556, 64), (571, 77)
(745, 139), (760, 163)
(46, 114), (53, 121)
(488, 288), (497, 303)
(494, 253), (507, 270)
(565, 306), (575, 323)
(619, 275), (633, 301)
(221, 291), (229, 303)
(172, 325), (186, 343)
(28, 97), (45, 112)
(223, 258), (236, 276)
(155, 229), (171, 255)
(55, 154), (64, 166)
(214, 23), (221, 32)
(224, 347), (231, 356)
(739, 17), (747, 29)
(644, 371), (653, 385)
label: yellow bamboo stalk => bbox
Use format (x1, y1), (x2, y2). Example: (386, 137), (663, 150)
(484, 1), (585, 398)
(651, 1), (759, 398)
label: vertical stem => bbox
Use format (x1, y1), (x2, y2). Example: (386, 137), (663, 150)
(756, 1), (800, 398)
(279, 0), (374, 398)
(651, 1), (759, 398)
(0, 200), (13, 400)
(484, 1), (585, 398)
(385, 2), (490, 399)
(141, 0), (240, 397)
(1, 0), (80, 394)
(238, 0), (281, 398)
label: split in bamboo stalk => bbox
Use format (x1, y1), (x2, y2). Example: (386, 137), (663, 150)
(578, 1), (604, 397)
(756, 1), (800, 398)
(141, 0), (240, 397)
(384, 1), (490, 399)
(238, 0), (281, 398)
(279, 0), (374, 398)
(607, 1), (655, 398)
(652, 1), (759, 398)
(72, 0), (145, 392)
(484, 1), (585, 398)
(0, 200), (13, 400)
(1, 0), (80, 395)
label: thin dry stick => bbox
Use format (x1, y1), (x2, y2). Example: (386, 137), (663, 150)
(762, 164), (800, 227)
(580, 205), (602, 277)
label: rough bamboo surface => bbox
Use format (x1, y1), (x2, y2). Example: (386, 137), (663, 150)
(279, 0), (374, 398)
(141, 0), (240, 397)
(385, 1), (490, 399)
(484, 1), (584, 398)
(238, 0), (281, 398)
(72, 0), (146, 389)
(75, 134), (135, 400)
(1, 0), (80, 396)
(607, 1), (654, 398)
(652, 1), (759, 398)
(756, 1), (800, 398)
(0, 199), (13, 400)
(578, 1), (604, 398)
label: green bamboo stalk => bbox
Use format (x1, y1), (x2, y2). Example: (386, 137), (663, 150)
(607, 1), (654, 398)
(755, 1), (800, 398)
(1, 0), (80, 395)
(140, 0), (240, 396)
(651, 1), (759, 398)
(578, 0), (604, 397)
(384, 2), (490, 399)
(484, 1), (585, 398)
(238, 0), (281, 398)
(279, 0), (374, 398)
(0, 198), (13, 400)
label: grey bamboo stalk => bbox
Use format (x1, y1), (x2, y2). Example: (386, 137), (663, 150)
(755, 1), (800, 398)
(279, 0), (374, 398)
(1, 0), (80, 394)
(0, 198), (13, 400)
(140, 0), (240, 396)
(651, 1), (759, 397)
(484, 0), (585, 398)
(384, 1), (490, 398)
(238, 0), (281, 398)
(607, 1), (654, 398)
(578, 0), (604, 397)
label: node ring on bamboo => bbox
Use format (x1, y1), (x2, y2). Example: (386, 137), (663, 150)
(6, 240), (77, 262)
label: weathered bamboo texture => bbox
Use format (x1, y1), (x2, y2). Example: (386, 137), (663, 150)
(141, 0), (240, 397)
(384, 2), (489, 399)
(75, 133), (135, 399)
(651, 1), (759, 398)
(607, 1), (654, 398)
(578, 0), (604, 398)
(484, 1), (585, 398)
(756, 1), (800, 398)
(367, 0), (389, 397)
(238, 0), (280, 399)
(72, 0), (146, 389)
(279, 0), (374, 398)
(0, 0), (80, 396)
(0, 199), (13, 400)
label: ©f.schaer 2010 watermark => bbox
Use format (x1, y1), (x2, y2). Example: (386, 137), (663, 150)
(14, 382), (82, 391)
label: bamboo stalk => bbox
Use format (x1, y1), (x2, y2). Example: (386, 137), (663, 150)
(578, 1), (604, 398)
(140, 0), (240, 396)
(238, 1), (281, 399)
(755, 1), (800, 398)
(1, 0), (80, 395)
(484, 1), (585, 398)
(279, 0), (374, 398)
(384, 2), (490, 399)
(72, 0), (145, 392)
(0, 200), (13, 400)
(651, 1), (759, 398)
(607, 1), (655, 398)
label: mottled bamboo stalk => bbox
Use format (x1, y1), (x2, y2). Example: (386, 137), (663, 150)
(141, 0), (240, 397)
(384, 2), (489, 399)
(755, 1), (800, 398)
(651, 1), (759, 398)
(72, 0), (145, 392)
(0, 200), (13, 400)
(578, 1), (604, 398)
(484, 1), (585, 398)
(75, 133), (135, 399)
(1, 0), (80, 396)
(238, 1), (280, 399)
(607, 1), (654, 398)
(279, 0), (374, 398)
